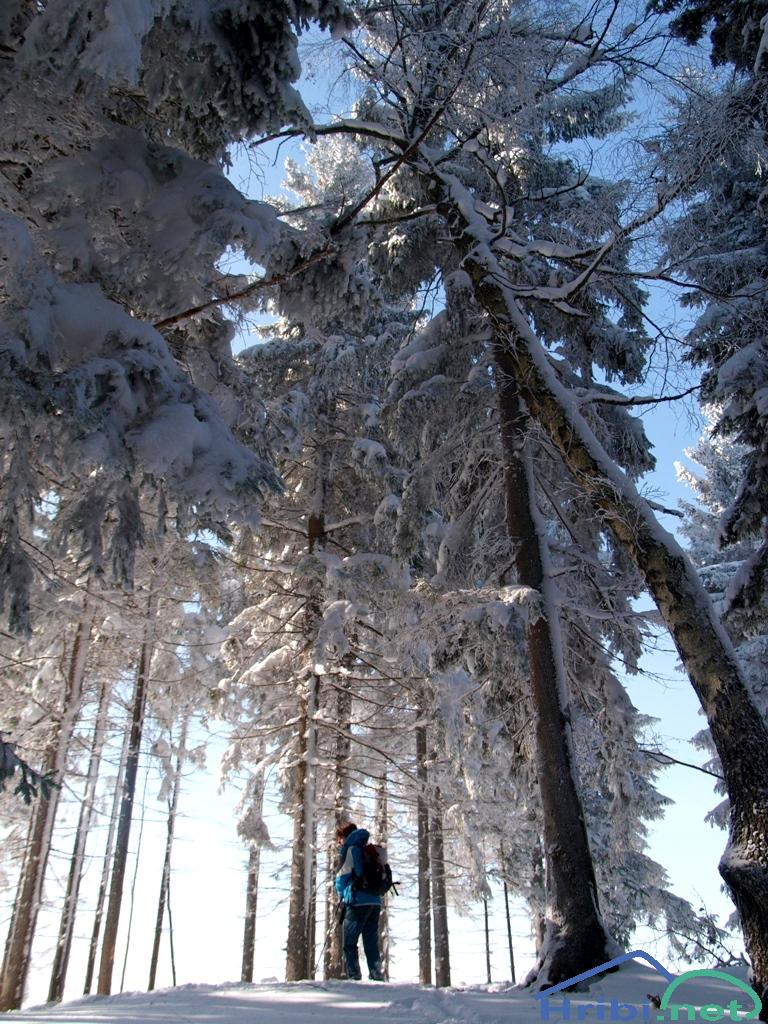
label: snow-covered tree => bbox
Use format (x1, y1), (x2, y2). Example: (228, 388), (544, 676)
(0, 0), (356, 630)
(244, 0), (768, 994)
(677, 414), (768, 829)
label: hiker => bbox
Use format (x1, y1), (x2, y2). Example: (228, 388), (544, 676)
(335, 821), (386, 982)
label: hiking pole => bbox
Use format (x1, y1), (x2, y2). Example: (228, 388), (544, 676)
(312, 902), (345, 977)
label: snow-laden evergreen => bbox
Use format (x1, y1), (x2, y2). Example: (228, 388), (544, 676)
(677, 412), (768, 827)
(0, 0), (354, 630)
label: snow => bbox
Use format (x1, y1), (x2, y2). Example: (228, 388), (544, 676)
(2, 963), (757, 1024)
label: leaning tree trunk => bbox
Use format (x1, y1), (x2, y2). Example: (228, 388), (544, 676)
(430, 797), (451, 988)
(97, 587), (157, 995)
(148, 715), (188, 991)
(503, 879), (517, 984)
(416, 720), (432, 986)
(446, 211), (768, 1008)
(241, 777), (265, 984)
(495, 358), (613, 985)
(0, 600), (96, 1012)
(374, 771), (391, 980)
(48, 669), (112, 1003)
(324, 677), (352, 980)
(285, 673), (320, 982)
(83, 708), (131, 995)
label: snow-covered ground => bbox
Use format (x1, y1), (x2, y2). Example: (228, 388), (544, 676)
(1, 962), (757, 1024)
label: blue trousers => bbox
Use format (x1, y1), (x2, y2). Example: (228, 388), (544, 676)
(342, 904), (381, 979)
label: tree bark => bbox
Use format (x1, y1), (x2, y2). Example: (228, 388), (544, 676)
(484, 896), (492, 984)
(97, 587), (157, 995)
(48, 669), (112, 1003)
(503, 879), (516, 984)
(430, 799), (451, 988)
(416, 721), (432, 986)
(374, 771), (390, 980)
(495, 358), (613, 986)
(241, 845), (261, 983)
(324, 678), (352, 980)
(0, 600), (95, 1012)
(148, 715), (188, 991)
(83, 706), (131, 995)
(285, 674), (319, 982)
(241, 778), (265, 984)
(456, 233), (768, 1003)
(530, 841), (547, 960)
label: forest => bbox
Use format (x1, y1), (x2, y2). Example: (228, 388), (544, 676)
(1, 0), (767, 1016)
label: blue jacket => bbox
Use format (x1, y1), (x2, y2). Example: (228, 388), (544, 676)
(335, 828), (382, 907)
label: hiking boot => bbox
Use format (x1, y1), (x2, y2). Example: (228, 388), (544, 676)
(368, 968), (385, 982)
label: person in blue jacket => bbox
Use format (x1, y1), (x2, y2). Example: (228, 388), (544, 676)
(335, 822), (384, 981)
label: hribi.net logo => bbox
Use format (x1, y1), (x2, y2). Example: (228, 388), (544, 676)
(535, 950), (763, 1022)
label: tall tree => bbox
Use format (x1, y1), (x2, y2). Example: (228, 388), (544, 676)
(0, 0), (356, 628)
(48, 669), (113, 1002)
(0, 597), (96, 1011)
(416, 721), (432, 986)
(255, 0), (768, 992)
(97, 586), (158, 995)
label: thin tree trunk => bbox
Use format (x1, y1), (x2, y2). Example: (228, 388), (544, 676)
(503, 880), (516, 984)
(324, 679), (352, 980)
(374, 771), (390, 980)
(484, 897), (492, 984)
(0, 601), (95, 1012)
(83, 707), (131, 995)
(167, 871), (177, 986)
(241, 845), (261, 984)
(456, 228), (768, 1006)
(285, 674), (319, 981)
(148, 715), (188, 991)
(307, 804), (318, 977)
(416, 722), (432, 986)
(48, 669), (112, 1003)
(119, 758), (150, 993)
(97, 587), (157, 995)
(286, 445), (328, 983)
(495, 361), (612, 984)
(430, 800), (450, 988)
(241, 778), (265, 984)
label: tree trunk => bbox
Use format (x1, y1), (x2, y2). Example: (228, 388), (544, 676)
(416, 722), (432, 986)
(484, 896), (492, 984)
(495, 359), (613, 986)
(503, 880), (516, 984)
(456, 228), (768, 1007)
(48, 669), (112, 1003)
(286, 433), (328, 983)
(530, 841), (547, 960)
(241, 778), (265, 984)
(375, 771), (390, 980)
(285, 674), (319, 981)
(324, 678), (351, 980)
(242, 845), (261, 984)
(307, 806), (318, 977)
(83, 706), (131, 995)
(0, 601), (95, 1012)
(430, 800), (451, 988)
(148, 716), (188, 991)
(97, 587), (157, 995)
